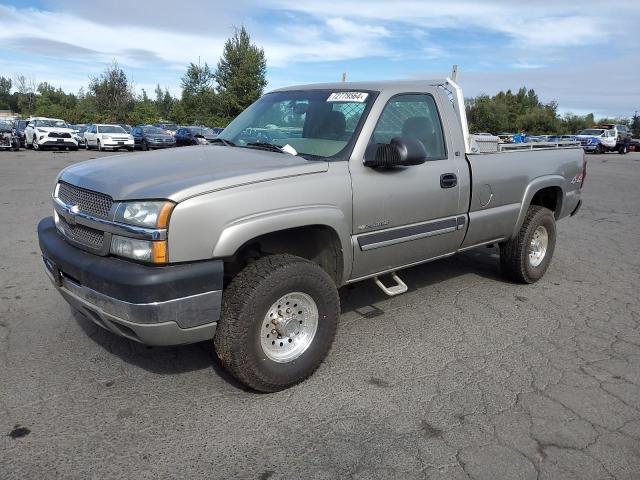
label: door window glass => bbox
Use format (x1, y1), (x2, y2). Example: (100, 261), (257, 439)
(371, 94), (446, 160)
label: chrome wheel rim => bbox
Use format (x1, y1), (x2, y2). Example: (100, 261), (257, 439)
(260, 292), (318, 363)
(529, 226), (548, 267)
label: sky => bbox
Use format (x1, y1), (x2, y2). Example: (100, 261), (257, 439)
(0, 0), (638, 118)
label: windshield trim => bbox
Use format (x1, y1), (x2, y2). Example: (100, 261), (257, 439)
(218, 89), (380, 162)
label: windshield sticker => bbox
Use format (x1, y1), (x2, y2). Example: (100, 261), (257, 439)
(327, 92), (368, 103)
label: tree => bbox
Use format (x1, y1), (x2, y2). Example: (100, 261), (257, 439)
(88, 61), (134, 122)
(155, 84), (175, 119)
(631, 111), (640, 137)
(0, 76), (11, 109)
(14, 74), (37, 115)
(180, 62), (217, 124)
(215, 26), (267, 119)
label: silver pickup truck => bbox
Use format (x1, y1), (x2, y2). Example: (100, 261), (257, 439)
(38, 78), (585, 392)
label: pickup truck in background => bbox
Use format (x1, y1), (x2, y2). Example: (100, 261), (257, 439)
(575, 124), (631, 154)
(38, 78), (585, 392)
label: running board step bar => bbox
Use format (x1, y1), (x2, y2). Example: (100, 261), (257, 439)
(374, 272), (408, 296)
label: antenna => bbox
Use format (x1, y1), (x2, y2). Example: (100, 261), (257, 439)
(451, 65), (458, 82)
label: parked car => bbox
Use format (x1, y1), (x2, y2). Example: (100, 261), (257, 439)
(118, 124), (132, 134)
(154, 123), (179, 136)
(575, 128), (618, 154)
(84, 124), (134, 151)
(24, 117), (78, 151)
(14, 119), (28, 147)
(0, 120), (20, 151)
(628, 138), (640, 152)
(174, 126), (219, 146)
(211, 127), (224, 136)
(38, 78), (585, 392)
(132, 125), (176, 150)
(70, 124), (88, 148)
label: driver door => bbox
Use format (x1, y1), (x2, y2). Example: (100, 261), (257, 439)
(349, 93), (468, 280)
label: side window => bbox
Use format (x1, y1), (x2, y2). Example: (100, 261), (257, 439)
(371, 94), (446, 160)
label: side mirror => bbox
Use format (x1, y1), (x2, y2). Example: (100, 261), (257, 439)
(364, 137), (427, 168)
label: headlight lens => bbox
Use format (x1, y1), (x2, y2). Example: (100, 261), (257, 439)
(110, 235), (167, 263)
(114, 201), (174, 228)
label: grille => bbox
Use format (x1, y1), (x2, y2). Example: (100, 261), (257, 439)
(48, 132), (72, 138)
(57, 182), (113, 218)
(58, 216), (104, 248)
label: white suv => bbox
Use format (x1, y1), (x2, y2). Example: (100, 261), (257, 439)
(25, 117), (78, 151)
(84, 124), (135, 151)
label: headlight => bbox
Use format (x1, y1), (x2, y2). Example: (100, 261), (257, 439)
(103, 135), (111, 140)
(114, 201), (174, 228)
(110, 235), (167, 263)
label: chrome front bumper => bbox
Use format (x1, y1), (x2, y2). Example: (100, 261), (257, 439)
(43, 263), (219, 346)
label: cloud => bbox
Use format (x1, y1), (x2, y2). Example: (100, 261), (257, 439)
(0, 1), (638, 116)
(5, 37), (99, 58)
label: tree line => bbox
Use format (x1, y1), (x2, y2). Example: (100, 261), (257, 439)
(466, 87), (639, 136)
(0, 26), (266, 128)
(1, 28), (638, 136)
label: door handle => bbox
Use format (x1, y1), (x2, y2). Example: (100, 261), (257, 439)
(440, 173), (457, 189)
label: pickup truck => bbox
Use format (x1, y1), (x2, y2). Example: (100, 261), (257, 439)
(575, 124), (631, 154)
(38, 78), (585, 392)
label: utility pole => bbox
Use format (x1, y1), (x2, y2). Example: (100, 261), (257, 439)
(341, 72), (347, 82)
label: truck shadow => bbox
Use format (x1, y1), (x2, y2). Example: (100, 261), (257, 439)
(75, 246), (503, 391)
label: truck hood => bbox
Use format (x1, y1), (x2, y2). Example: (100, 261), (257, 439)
(58, 145), (328, 201)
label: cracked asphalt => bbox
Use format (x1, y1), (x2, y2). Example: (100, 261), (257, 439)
(1, 149), (640, 479)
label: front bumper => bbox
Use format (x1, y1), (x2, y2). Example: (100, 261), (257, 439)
(38, 217), (222, 346)
(40, 139), (78, 148)
(102, 139), (134, 148)
(149, 141), (176, 148)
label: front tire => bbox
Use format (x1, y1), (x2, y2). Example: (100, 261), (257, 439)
(142, 140), (149, 151)
(32, 137), (40, 150)
(97, 140), (102, 151)
(500, 206), (556, 284)
(215, 254), (340, 392)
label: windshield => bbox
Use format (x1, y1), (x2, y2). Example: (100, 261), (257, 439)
(119, 124), (132, 133)
(578, 129), (604, 136)
(189, 127), (214, 135)
(218, 89), (374, 159)
(98, 125), (127, 134)
(143, 127), (165, 134)
(36, 119), (69, 128)
(0, 121), (13, 130)
(161, 124), (178, 130)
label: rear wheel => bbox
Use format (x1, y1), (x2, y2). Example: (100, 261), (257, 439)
(215, 254), (340, 392)
(618, 144), (628, 154)
(500, 206), (556, 284)
(596, 144), (605, 154)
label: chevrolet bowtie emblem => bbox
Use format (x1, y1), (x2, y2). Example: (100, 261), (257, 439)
(66, 204), (80, 224)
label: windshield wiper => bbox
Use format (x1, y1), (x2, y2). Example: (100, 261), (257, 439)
(245, 141), (286, 153)
(209, 138), (236, 147)
(245, 142), (298, 156)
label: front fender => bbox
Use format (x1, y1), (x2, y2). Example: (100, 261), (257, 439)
(212, 205), (353, 283)
(511, 175), (565, 238)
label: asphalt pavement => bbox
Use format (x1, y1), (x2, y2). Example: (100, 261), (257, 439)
(1, 148), (639, 479)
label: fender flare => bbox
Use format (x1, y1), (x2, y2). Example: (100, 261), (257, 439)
(511, 175), (565, 238)
(213, 205), (353, 284)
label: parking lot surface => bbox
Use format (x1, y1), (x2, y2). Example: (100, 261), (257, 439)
(1, 149), (640, 479)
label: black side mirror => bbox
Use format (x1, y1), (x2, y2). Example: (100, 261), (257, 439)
(364, 137), (427, 168)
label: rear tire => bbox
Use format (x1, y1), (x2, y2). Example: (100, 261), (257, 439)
(618, 144), (628, 154)
(215, 254), (340, 392)
(500, 206), (556, 284)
